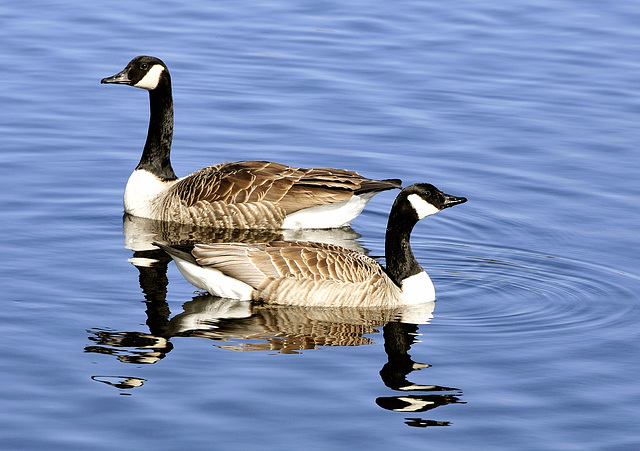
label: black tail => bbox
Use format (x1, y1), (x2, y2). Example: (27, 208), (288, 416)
(152, 242), (197, 265)
(355, 178), (402, 195)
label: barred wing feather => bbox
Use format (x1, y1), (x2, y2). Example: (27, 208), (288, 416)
(192, 241), (402, 307)
(156, 161), (398, 228)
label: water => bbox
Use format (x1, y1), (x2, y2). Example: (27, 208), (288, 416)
(2, 1), (639, 449)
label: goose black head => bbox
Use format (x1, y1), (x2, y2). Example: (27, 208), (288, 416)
(400, 183), (467, 220)
(101, 56), (170, 91)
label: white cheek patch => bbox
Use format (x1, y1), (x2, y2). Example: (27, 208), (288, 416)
(392, 397), (436, 412)
(134, 64), (165, 90)
(407, 194), (439, 219)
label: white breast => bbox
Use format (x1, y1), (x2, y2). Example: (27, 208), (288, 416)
(400, 271), (436, 304)
(124, 169), (175, 218)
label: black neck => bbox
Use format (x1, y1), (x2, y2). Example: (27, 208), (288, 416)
(136, 80), (177, 181)
(384, 199), (423, 286)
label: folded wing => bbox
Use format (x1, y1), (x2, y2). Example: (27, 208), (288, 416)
(192, 241), (402, 307)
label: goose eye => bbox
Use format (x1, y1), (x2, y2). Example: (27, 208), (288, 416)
(140, 63), (148, 70)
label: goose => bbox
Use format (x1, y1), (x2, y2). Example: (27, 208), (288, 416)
(154, 183), (467, 307)
(101, 56), (401, 229)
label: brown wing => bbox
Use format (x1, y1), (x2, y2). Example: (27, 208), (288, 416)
(167, 160), (400, 212)
(192, 240), (385, 285)
(154, 160), (400, 228)
(192, 241), (403, 307)
(167, 161), (304, 206)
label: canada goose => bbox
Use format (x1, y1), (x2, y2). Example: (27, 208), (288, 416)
(101, 56), (401, 229)
(154, 183), (467, 307)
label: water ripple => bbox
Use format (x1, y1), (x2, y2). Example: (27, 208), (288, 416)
(425, 242), (640, 336)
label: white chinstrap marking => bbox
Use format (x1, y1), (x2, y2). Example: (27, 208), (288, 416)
(392, 397), (436, 412)
(407, 193), (439, 219)
(133, 64), (165, 90)
(400, 271), (436, 304)
(281, 193), (374, 229)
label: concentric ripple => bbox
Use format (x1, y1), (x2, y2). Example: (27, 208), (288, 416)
(418, 242), (640, 336)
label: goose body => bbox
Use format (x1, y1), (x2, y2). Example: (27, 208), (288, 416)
(156, 183), (467, 307)
(102, 56), (401, 229)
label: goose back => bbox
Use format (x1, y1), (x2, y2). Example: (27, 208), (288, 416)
(192, 241), (404, 307)
(146, 161), (399, 228)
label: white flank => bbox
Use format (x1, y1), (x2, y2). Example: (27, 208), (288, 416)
(124, 169), (174, 218)
(281, 193), (374, 229)
(400, 271), (436, 304)
(133, 64), (165, 90)
(407, 193), (439, 219)
(173, 259), (254, 301)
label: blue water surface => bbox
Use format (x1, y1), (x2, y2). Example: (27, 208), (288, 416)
(1, 1), (639, 450)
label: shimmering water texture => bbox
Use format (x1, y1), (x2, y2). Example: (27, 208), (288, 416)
(442, 243), (640, 336)
(2, 1), (640, 450)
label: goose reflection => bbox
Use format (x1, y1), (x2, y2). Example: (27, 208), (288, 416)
(376, 320), (464, 426)
(123, 213), (365, 253)
(87, 234), (463, 425)
(91, 376), (146, 391)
